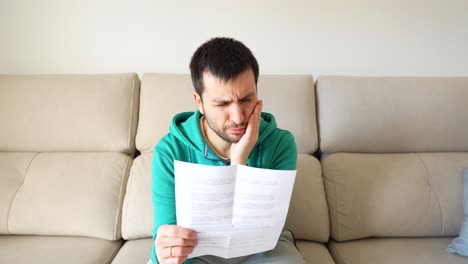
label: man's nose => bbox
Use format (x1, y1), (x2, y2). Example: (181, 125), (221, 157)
(229, 103), (244, 125)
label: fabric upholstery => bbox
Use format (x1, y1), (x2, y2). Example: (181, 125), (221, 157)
(2, 152), (132, 240)
(0, 235), (123, 264)
(111, 238), (153, 264)
(257, 75), (317, 154)
(0, 73), (140, 154)
(323, 152), (468, 241)
(296, 240), (336, 264)
(328, 238), (467, 264)
(135, 74), (199, 153)
(121, 153), (153, 240)
(0, 152), (36, 234)
(136, 73), (318, 154)
(317, 76), (468, 154)
(284, 154), (329, 242)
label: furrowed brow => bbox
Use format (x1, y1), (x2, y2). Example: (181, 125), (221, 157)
(212, 98), (231, 104)
(212, 92), (256, 104)
(239, 92), (255, 101)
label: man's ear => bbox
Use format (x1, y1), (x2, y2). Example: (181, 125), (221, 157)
(193, 92), (204, 114)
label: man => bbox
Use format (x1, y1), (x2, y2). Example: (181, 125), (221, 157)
(150, 37), (304, 264)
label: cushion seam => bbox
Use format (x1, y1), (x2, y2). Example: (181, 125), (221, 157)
(7, 152), (39, 233)
(104, 240), (124, 264)
(122, 157), (135, 240)
(114, 155), (131, 240)
(333, 160), (341, 240)
(328, 241), (347, 264)
(415, 153), (444, 235)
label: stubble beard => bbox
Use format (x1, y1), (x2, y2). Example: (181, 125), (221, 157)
(204, 116), (245, 144)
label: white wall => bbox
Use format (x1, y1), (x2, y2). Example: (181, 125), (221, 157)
(1, 0), (467, 76)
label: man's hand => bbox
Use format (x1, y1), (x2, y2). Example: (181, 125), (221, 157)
(155, 225), (198, 264)
(230, 100), (263, 165)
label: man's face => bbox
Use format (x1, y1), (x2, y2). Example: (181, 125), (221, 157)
(195, 69), (258, 143)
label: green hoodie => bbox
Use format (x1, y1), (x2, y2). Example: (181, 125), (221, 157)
(150, 109), (297, 264)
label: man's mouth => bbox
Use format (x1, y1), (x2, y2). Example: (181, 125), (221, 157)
(229, 127), (246, 133)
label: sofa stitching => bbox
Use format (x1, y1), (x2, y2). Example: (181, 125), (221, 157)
(7, 152), (39, 233)
(114, 155), (131, 241)
(415, 153), (444, 235)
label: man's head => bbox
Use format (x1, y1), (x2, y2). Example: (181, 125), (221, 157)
(190, 37), (260, 143)
(189, 37), (259, 97)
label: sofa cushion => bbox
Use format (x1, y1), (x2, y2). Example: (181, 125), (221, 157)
(0, 152), (36, 234)
(121, 153), (153, 240)
(136, 73), (317, 154)
(285, 154), (329, 242)
(121, 153), (330, 243)
(111, 238), (153, 264)
(257, 75), (317, 154)
(317, 76), (468, 154)
(0, 73), (139, 154)
(323, 153), (468, 241)
(296, 240), (336, 264)
(328, 237), (467, 264)
(0, 235), (123, 264)
(135, 74), (195, 154)
(1, 152), (132, 240)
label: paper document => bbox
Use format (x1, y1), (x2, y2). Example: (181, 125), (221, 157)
(174, 160), (296, 259)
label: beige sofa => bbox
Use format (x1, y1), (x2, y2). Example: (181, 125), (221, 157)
(318, 76), (468, 264)
(0, 73), (467, 264)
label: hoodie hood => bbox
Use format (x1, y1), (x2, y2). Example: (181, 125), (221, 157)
(168, 109), (277, 161)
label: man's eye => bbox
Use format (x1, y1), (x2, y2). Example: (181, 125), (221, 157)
(216, 103), (228, 107)
(240, 99), (251, 104)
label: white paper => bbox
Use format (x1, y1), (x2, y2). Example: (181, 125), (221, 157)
(174, 160), (296, 259)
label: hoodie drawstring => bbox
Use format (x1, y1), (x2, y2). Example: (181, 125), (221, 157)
(186, 145), (192, 163)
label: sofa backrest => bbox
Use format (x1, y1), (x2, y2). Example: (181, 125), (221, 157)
(122, 73), (329, 242)
(317, 76), (468, 241)
(0, 74), (140, 240)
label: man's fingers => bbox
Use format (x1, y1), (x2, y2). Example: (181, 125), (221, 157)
(171, 246), (196, 257)
(165, 256), (188, 264)
(157, 225), (197, 239)
(253, 100), (262, 124)
(156, 245), (192, 264)
(157, 237), (198, 248)
(249, 100), (262, 133)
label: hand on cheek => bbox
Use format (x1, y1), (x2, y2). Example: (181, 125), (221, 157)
(230, 100), (263, 165)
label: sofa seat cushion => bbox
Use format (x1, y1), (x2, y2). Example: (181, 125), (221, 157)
(0, 235), (123, 264)
(328, 237), (467, 264)
(111, 238), (152, 264)
(1, 152), (132, 240)
(323, 153), (468, 241)
(296, 240), (336, 264)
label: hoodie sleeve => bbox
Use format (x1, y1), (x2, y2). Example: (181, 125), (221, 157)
(270, 131), (298, 170)
(151, 146), (193, 264)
